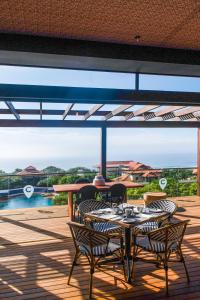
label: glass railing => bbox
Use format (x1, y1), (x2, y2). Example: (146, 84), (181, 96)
(123, 167), (197, 200)
(0, 171), (97, 210)
(0, 167), (197, 209)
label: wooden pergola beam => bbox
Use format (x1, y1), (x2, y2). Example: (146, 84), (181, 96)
(84, 104), (103, 120)
(4, 101), (20, 120)
(104, 105), (132, 120)
(125, 105), (159, 120)
(155, 106), (184, 117)
(63, 104), (74, 120)
(174, 106), (200, 117)
(146, 106), (200, 121)
(157, 106), (200, 121)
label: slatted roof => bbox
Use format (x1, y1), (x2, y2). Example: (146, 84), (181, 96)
(0, 83), (200, 128)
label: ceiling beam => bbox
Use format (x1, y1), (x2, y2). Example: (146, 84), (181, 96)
(155, 106), (184, 117)
(174, 106), (200, 117)
(125, 105), (159, 120)
(0, 33), (200, 76)
(0, 119), (199, 128)
(158, 106), (200, 121)
(1, 84), (200, 106)
(179, 113), (196, 121)
(141, 105), (185, 121)
(4, 101), (20, 120)
(63, 104), (74, 120)
(104, 105), (132, 120)
(84, 104), (103, 120)
(194, 111), (200, 118)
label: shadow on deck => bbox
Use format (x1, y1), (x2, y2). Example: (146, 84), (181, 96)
(0, 197), (200, 299)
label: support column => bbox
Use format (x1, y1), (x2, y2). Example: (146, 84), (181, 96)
(197, 128), (200, 196)
(135, 72), (139, 90)
(100, 126), (107, 179)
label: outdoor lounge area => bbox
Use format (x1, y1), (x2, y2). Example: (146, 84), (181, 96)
(0, 196), (199, 300)
(0, 0), (200, 299)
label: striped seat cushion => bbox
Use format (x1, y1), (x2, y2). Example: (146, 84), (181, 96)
(136, 236), (177, 253)
(93, 222), (122, 235)
(133, 222), (159, 235)
(80, 242), (121, 256)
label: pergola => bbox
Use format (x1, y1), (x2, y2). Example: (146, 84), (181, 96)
(1, 75), (200, 192)
(0, 0), (199, 193)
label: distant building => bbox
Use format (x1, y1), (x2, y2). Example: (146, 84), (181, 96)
(17, 166), (43, 176)
(97, 160), (161, 182)
(127, 169), (162, 182)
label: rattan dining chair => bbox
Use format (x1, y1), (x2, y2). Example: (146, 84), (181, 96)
(78, 199), (123, 240)
(74, 185), (99, 219)
(132, 220), (190, 295)
(133, 199), (177, 236)
(147, 199), (177, 216)
(106, 183), (126, 205)
(67, 221), (125, 299)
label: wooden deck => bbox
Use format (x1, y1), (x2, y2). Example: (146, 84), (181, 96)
(0, 197), (200, 299)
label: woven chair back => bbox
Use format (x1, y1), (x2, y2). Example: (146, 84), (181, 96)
(109, 183), (126, 204)
(79, 185), (99, 201)
(68, 221), (108, 248)
(79, 199), (109, 216)
(149, 220), (188, 245)
(147, 199), (177, 215)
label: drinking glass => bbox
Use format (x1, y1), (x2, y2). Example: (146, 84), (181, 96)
(125, 207), (133, 218)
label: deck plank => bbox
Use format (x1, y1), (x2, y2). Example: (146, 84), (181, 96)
(0, 197), (200, 299)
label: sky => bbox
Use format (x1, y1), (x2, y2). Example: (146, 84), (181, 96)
(0, 66), (199, 173)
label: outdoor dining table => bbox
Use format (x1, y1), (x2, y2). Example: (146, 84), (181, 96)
(53, 181), (144, 221)
(85, 205), (168, 283)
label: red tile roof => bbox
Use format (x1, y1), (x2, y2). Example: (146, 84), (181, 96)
(97, 160), (152, 170)
(17, 166), (43, 176)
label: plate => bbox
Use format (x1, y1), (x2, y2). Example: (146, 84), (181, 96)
(122, 217), (136, 223)
(149, 208), (163, 213)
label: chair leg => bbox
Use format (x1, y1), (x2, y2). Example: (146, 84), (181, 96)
(164, 265), (169, 296)
(89, 267), (94, 299)
(156, 255), (161, 268)
(182, 258), (190, 283)
(180, 252), (190, 283)
(67, 253), (78, 285)
(131, 259), (135, 280)
(177, 248), (190, 284)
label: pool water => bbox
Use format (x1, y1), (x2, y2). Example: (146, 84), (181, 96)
(0, 194), (54, 210)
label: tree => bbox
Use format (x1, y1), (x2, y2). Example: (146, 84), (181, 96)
(42, 166), (65, 174)
(66, 166), (95, 174)
(12, 168), (22, 174)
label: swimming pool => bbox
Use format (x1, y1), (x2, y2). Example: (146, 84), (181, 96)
(0, 194), (54, 210)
